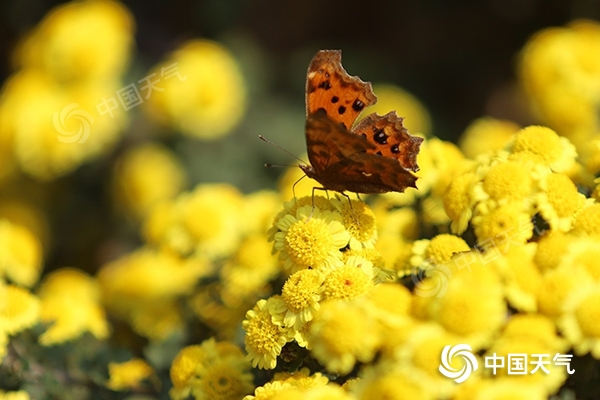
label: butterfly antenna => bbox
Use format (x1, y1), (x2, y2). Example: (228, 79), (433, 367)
(259, 135), (306, 164)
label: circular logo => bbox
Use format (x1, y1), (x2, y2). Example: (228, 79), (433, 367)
(411, 263), (452, 298)
(439, 344), (478, 383)
(53, 103), (94, 144)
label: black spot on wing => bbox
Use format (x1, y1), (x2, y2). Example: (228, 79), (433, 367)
(338, 106), (346, 115)
(352, 99), (365, 112)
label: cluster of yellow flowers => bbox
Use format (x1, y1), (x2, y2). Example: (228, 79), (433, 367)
(0, 0), (133, 180)
(1, 3), (600, 398)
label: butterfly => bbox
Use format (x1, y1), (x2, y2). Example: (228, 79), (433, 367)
(300, 50), (423, 194)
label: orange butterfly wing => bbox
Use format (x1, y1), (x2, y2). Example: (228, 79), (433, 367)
(302, 50), (423, 194)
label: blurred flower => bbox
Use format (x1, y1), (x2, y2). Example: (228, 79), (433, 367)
(471, 201), (533, 246)
(491, 243), (541, 312)
(0, 0), (132, 180)
(308, 298), (379, 374)
(558, 281), (600, 358)
(0, 282), (40, 336)
(143, 39), (246, 139)
(393, 322), (468, 398)
(459, 117), (520, 159)
(571, 202), (600, 236)
(15, 0), (133, 83)
(533, 231), (573, 273)
(0, 199), (50, 253)
(351, 366), (435, 400)
(485, 323), (570, 394)
(0, 219), (43, 287)
(0, 70), (127, 180)
(443, 171), (478, 234)
(170, 338), (253, 400)
(537, 264), (591, 319)
(98, 247), (208, 300)
(112, 142), (187, 219)
(508, 126), (577, 173)
(271, 367), (329, 390)
(413, 252), (506, 348)
(0, 391), (30, 400)
(106, 358), (157, 391)
(144, 183), (244, 259)
(243, 297), (294, 370)
(271, 204), (349, 273)
(361, 84), (432, 137)
(519, 19), (600, 149)
(37, 268), (109, 345)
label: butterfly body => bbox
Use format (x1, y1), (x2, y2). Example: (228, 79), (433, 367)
(301, 50), (423, 194)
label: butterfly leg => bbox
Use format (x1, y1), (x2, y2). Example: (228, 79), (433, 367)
(307, 187), (330, 221)
(339, 192), (361, 228)
(291, 174), (308, 204)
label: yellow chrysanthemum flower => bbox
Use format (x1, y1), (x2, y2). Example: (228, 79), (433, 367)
(239, 190), (282, 236)
(272, 205), (349, 273)
(106, 358), (156, 391)
(343, 247), (394, 284)
(308, 299), (379, 374)
(112, 142), (187, 219)
(143, 39), (246, 139)
(0, 199), (50, 254)
(485, 334), (569, 394)
(501, 313), (568, 352)
(533, 231), (573, 272)
(243, 297), (294, 370)
(558, 281), (600, 358)
(536, 172), (585, 232)
(15, 0), (133, 82)
(413, 253), (506, 348)
(491, 243), (541, 312)
(537, 265), (592, 319)
(571, 202), (600, 236)
(472, 201), (533, 247)
(181, 184), (245, 259)
(456, 378), (548, 400)
(272, 367), (329, 390)
(98, 247), (208, 300)
(320, 256), (374, 301)
(270, 269), (323, 330)
(366, 283), (416, 353)
(393, 322), (470, 399)
(558, 236), (600, 281)
(0, 390), (31, 400)
(0, 283), (40, 336)
(37, 268), (109, 345)
(0, 219), (43, 287)
(330, 196), (377, 249)
(0, 69), (127, 180)
(352, 366), (436, 400)
(459, 117), (520, 159)
(410, 234), (470, 271)
(242, 381), (296, 400)
(509, 126), (577, 173)
(129, 299), (184, 341)
(170, 338), (253, 400)
(220, 233), (279, 304)
(443, 171), (478, 234)
(474, 159), (536, 209)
